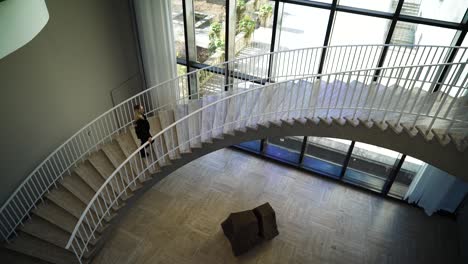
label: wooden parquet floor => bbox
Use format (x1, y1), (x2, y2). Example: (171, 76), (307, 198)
(94, 148), (459, 264)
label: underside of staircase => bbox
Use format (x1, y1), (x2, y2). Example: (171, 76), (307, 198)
(1, 78), (467, 263)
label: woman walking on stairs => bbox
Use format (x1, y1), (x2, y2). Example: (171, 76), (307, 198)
(134, 104), (152, 158)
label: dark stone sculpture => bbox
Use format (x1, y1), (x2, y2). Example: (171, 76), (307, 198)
(253, 202), (279, 240)
(221, 203), (279, 256)
(221, 210), (262, 256)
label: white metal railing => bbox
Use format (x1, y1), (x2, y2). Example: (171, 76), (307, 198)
(0, 45), (466, 245)
(66, 61), (467, 262)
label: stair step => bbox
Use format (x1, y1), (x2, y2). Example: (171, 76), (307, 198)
(201, 95), (218, 142)
(292, 117), (307, 125)
(373, 119), (388, 131)
(88, 150), (130, 200)
(280, 118), (295, 126)
(61, 173), (116, 222)
(257, 121), (270, 129)
(269, 120), (282, 127)
(213, 93), (230, 138)
(432, 129), (451, 146)
(331, 117), (346, 126)
(401, 123), (418, 137)
(75, 161), (106, 193)
(306, 117), (320, 125)
(245, 123), (259, 131)
(5, 232), (80, 264)
(46, 186), (86, 219)
(20, 215), (70, 249)
(20, 214), (93, 258)
(116, 133), (155, 182)
(32, 201), (78, 235)
(344, 117), (359, 127)
(158, 109), (181, 159)
(102, 141), (142, 192)
(386, 120), (403, 134)
(60, 173), (97, 207)
(356, 117), (372, 128)
(415, 125), (434, 141)
(0, 247), (51, 264)
(147, 116), (171, 166)
(187, 100), (203, 148)
(449, 133), (468, 152)
(32, 201), (102, 246)
(75, 161), (123, 211)
(318, 117), (332, 126)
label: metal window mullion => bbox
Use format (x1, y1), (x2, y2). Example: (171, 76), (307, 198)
(339, 141), (355, 180)
(318, 0), (338, 76)
(382, 154), (406, 196)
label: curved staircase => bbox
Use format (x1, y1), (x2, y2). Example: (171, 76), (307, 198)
(1, 45), (467, 263)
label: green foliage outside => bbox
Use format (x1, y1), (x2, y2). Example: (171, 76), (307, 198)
(258, 3), (273, 25)
(236, 0), (246, 19)
(239, 15), (255, 38)
(208, 21), (224, 52)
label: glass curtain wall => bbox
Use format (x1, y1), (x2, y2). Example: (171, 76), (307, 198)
(159, 0), (468, 201)
(302, 137), (352, 178)
(264, 136), (303, 164)
(343, 142), (403, 192)
(400, 0), (468, 23)
(272, 4), (329, 81)
(232, 1), (276, 91)
(193, 0), (226, 65)
(168, 0), (466, 97)
(338, 0), (396, 13)
(388, 155), (424, 198)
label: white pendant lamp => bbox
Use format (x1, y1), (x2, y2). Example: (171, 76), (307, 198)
(0, 0), (49, 59)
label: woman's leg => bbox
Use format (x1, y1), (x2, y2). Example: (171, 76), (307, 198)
(139, 139), (147, 158)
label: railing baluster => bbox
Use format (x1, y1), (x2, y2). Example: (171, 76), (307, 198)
(396, 67), (424, 125)
(382, 68), (405, 123)
(426, 64), (465, 134)
(367, 66), (385, 121)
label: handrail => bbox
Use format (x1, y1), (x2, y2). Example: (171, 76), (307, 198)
(1, 44), (467, 244)
(66, 61), (467, 260)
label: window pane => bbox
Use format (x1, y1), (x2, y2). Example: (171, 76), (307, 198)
(390, 22), (457, 46)
(172, 0), (186, 60)
(237, 140), (262, 152)
(385, 23), (457, 91)
(264, 136), (303, 164)
(343, 142), (401, 192)
(338, 0), (396, 13)
(272, 4), (329, 80)
(177, 64), (187, 76)
(277, 4), (329, 50)
(302, 137), (351, 178)
(194, 0), (226, 64)
(235, 0), (274, 56)
(400, 0), (467, 23)
(198, 71), (225, 95)
(325, 12), (389, 72)
(388, 156), (424, 199)
(234, 0), (275, 78)
(330, 12), (390, 45)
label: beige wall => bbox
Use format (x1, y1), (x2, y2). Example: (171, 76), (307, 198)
(0, 0), (143, 204)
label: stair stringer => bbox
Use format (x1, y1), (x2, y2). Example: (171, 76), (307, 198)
(59, 118), (468, 263)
